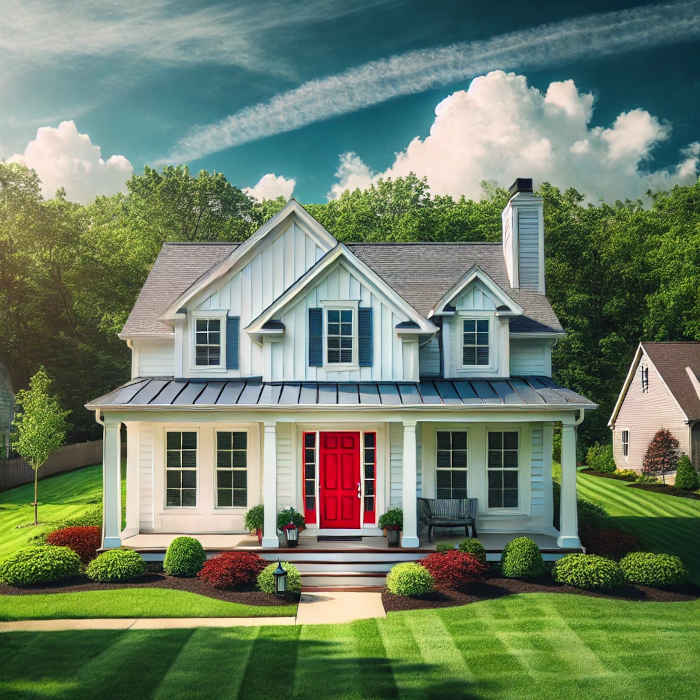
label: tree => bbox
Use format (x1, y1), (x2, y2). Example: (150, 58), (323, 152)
(675, 454), (699, 491)
(642, 428), (680, 483)
(11, 368), (70, 525)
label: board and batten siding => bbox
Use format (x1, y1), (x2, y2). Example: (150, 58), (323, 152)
(517, 206), (541, 289)
(272, 260), (414, 382)
(510, 339), (552, 377)
(419, 335), (441, 377)
(132, 340), (175, 378)
(612, 352), (690, 470)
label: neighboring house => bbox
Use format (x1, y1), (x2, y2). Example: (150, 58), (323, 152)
(609, 342), (700, 472)
(0, 363), (14, 459)
(87, 178), (595, 557)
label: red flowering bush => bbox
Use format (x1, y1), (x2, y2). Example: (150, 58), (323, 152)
(45, 526), (101, 564)
(580, 526), (641, 561)
(422, 550), (488, 589)
(197, 552), (267, 589)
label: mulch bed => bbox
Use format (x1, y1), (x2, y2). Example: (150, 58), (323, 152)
(0, 572), (299, 607)
(382, 576), (700, 612)
(628, 483), (700, 500)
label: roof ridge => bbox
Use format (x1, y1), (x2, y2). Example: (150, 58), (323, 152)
(643, 341), (700, 345)
(163, 241), (240, 246)
(346, 241), (500, 246)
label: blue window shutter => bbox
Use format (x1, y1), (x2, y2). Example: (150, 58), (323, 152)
(308, 308), (323, 367)
(358, 307), (373, 367)
(226, 316), (239, 369)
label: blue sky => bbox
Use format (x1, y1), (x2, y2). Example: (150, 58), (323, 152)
(1, 0), (699, 203)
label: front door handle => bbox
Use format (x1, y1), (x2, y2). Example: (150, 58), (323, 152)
(357, 482), (361, 499)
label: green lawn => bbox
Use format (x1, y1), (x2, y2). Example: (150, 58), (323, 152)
(0, 588), (296, 620)
(1, 594), (698, 699)
(0, 464), (124, 559)
(574, 470), (700, 584)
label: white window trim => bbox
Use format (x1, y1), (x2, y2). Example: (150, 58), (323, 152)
(213, 429), (249, 510)
(460, 317), (491, 369)
(486, 427), (521, 512)
(453, 310), (499, 376)
(320, 299), (359, 371)
(435, 430), (469, 500)
(621, 429), (630, 459)
(163, 427), (200, 510)
(190, 310), (227, 371)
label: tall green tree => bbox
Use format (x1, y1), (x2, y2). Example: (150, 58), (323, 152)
(11, 368), (70, 525)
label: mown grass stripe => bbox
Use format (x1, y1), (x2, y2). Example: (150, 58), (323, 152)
(241, 625), (301, 699)
(378, 613), (429, 697)
(352, 618), (399, 699)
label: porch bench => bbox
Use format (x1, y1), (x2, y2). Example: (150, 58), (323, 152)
(418, 497), (478, 542)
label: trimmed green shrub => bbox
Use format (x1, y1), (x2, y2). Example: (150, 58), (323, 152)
(0, 545), (81, 586)
(435, 543), (454, 553)
(86, 549), (146, 583)
(553, 553), (624, 591)
(675, 455), (699, 491)
(458, 538), (487, 564)
(586, 443), (616, 473)
(500, 537), (545, 578)
(257, 562), (302, 593)
(612, 469), (639, 481)
(163, 537), (206, 577)
(386, 562), (434, 596)
(619, 552), (688, 588)
(378, 508), (403, 530)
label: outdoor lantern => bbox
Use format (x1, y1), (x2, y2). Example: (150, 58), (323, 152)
(273, 560), (288, 595)
(284, 522), (298, 546)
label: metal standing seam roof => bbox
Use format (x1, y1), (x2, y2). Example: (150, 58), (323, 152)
(87, 376), (596, 410)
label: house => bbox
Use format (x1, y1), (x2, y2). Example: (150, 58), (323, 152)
(609, 342), (700, 472)
(87, 178), (595, 565)
(0, 363), (13, 459)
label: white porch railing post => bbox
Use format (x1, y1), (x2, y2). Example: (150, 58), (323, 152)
(557, 422), (581, 548)
(401, 419), (420, 548)
(102, 418), (122, 549)
(262, 421), (279, 548)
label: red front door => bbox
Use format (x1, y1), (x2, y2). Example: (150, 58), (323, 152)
(319, 432), (361, 528)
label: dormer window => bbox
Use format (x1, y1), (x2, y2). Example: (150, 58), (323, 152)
(326, 307), (356, 365)
(195, 318), (221, 366)
(462, 319), (489, 366)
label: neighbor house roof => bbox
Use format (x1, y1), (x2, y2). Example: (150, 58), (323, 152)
(121, 238), (562, 338)
(641, 342), (700, 420)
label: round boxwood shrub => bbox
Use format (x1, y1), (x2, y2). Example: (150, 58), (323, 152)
(552, 553), (624, 591)
(0, 545), (82, 586)
(422, 550), (487, 589)
(619, 552), (688, 588)
(386, 562), (434, 596)
(163, 536), (206, 577)
(500, 537), (545, 578)
(198, 552), (267, 589)
(86, 549), (146, 583)
(675, 455), (699, 491)
(257, 561), (302, 593)
(46, 526), (101, 564)
(458, 538), (487, 564)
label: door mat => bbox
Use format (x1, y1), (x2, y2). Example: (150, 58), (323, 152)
(317, 536), (363, 542)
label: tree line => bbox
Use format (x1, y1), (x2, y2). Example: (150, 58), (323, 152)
(1, 163), (698, 448)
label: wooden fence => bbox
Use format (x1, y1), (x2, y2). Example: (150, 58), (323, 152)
(0, 440), (106, 492)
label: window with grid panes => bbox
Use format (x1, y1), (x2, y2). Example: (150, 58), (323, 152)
(326, 308), (354, 364)
(216, 432), (247, 507)
(622, 430), (629, 457)
(462, 319), (489, 365)
(166, 432), (197, 507)
(436, 431), (468, 499)
(303, 433), (316, 520)
(195, 318), (221, 366)
(487, 431), (518, 508)
(363, 433), (376, 519)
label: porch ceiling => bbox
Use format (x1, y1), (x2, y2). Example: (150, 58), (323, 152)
(87, 376), (595, 410)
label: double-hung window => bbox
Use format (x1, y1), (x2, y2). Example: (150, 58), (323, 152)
(326, 308), (354, 364)
(487, 431), (518, 508)
(622, 430), (629, 457)
(436, 431), (468, 498)
(166, 431), (197, 507)
(195, 318), (221, 366)
(462, 319), (489, 366)
(216, 432), (247, 507)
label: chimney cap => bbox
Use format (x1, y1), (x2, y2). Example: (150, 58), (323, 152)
(509, 178), (533, 197)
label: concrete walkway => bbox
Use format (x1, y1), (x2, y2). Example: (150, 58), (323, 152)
(0, 590), (386, 632)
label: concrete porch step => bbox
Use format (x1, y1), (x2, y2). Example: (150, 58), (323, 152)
(300, 572), (387, 588)
(291, 560), (397, 573)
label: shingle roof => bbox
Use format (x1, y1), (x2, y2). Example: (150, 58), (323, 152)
(120, 240), (563, 337)
(120, 242), (237, 337)
(642, 342), (700, 420)
(87, 376), (596, 410)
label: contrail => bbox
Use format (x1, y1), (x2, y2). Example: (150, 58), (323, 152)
(162, 0), (700, 163)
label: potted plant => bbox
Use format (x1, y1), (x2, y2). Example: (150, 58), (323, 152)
(244, 505), (264, 545)
(277, 506), (305, 533)
(281, 522), (298, 547)
(378, 508), (403, 547)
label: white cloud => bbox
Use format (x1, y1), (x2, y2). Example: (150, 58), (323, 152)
(7, 121), (133, 203)
(163, 0), (700, 163)
(328, 71), (699, 203)
(244, 173), (296, 202)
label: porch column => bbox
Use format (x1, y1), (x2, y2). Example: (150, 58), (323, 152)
(558, 422), (581, 548)
(262, 421), (279, 548)
(102, 417), (122, 549)
(401, 419), (419, 548)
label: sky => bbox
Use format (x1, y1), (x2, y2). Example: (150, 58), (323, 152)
(1, 0), (699, 204)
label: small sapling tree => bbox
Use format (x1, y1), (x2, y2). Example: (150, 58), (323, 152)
(642, 428), (679, 484)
